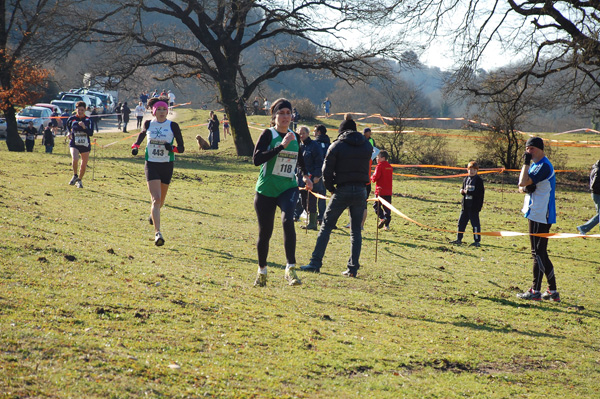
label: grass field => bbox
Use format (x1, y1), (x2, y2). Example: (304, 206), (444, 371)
(2, 109), (600, 398)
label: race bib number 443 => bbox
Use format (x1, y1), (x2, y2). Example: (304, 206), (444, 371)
(272, 150), (298, 178)
(148, 139), (170, 162)
(74, 133), (89, 146)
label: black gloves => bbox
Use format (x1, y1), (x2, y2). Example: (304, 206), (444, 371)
(523, 152), (532, 165)
(164, 142), (173, 152)
(132, 148), (138, 156)
(524, 184), (536, 194)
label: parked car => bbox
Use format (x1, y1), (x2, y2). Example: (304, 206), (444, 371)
(50, 100), (76, 114)
(71, 88), (115, 113)
(0, 117), (6, 138)
(16, 106), (52, 132)
(35, 103), (62, 114)
(87, 95), (104, 114)
(59, 93), (95, 112)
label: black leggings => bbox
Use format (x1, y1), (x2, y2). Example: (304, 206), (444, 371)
(529, 220), (557, 291)
(457, 208), (481, 243)
(254, 188), (298, 267)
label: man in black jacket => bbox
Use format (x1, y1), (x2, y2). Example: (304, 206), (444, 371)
(314, 124), (330, 224)
(301, 118), (372, 277)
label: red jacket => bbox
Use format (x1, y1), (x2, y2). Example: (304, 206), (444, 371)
(371, 160), (393, 196)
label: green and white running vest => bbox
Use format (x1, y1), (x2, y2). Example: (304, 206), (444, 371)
(255, 128), (299, 197)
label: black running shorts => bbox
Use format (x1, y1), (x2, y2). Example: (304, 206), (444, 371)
(145, 161), (174, 184)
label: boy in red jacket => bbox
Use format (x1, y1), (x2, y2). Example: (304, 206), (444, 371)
(371, 150), (394, 230)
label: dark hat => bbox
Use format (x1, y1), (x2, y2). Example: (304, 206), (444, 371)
(363, 127), (371, 134)
(525, 136), (544, 151)
(314, 124), (327, 135)
(338, 119), (357, 133)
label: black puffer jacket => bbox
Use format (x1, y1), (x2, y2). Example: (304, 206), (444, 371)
(590, 160), (600, 194)
(322, 130), (372, 193)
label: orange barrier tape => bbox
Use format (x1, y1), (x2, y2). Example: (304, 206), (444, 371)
(302, 189), (595, 239)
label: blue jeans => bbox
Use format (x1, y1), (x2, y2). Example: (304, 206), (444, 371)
(578, 193), (600, 233)
(308, 185), (367, 271)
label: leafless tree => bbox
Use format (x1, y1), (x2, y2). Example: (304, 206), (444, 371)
(396, 1), (600, 108)
(78, 0), (408, 156)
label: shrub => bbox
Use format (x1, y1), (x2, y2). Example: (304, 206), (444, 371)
(292, 98), (317, 120)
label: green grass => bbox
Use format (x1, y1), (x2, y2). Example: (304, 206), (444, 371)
(2, 110), (600, 398)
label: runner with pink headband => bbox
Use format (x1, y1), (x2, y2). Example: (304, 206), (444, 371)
(131, 97), (185, 246)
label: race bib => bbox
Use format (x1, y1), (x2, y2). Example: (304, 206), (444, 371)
(148, 139), (170, 162)
(272, 150), (297, 178)
(74, 133), (89, 146)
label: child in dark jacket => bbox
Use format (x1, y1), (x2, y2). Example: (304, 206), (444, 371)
(371, 150), (394, 230)
(451, 161), (485, 247)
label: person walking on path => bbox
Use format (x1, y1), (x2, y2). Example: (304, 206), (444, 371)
(516, 137), (560, 302)
(450, 161), (485, 246)
(121, 102), (131, 132)
(131, 97), (185, 247)
(252, 98), (313, 287)
(67, 101), (95, 189)
(42, 124), (55, 153)
(577, 160), (600, 235)
(135, 102), (145, 129)
(300, 117), (372, 278)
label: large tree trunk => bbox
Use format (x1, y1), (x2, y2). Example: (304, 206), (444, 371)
(4, 107), (24, 152)
(218, 79), (254, 156)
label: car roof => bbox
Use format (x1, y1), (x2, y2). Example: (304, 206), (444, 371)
(22, 106), (49, 111)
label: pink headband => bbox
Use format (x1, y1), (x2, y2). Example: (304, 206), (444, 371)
(152, 101), (169, 115)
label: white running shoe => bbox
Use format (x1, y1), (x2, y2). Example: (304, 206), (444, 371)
(155, 232), (165, 246)
(68, 175), (78, 185)
(75, 179), (83, 188)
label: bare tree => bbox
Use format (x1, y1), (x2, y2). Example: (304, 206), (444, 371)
(396, 1), (600, 107)
(79, 0), (408, 156)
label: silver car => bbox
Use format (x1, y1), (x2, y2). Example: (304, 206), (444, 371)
(16, 106), (52, 132)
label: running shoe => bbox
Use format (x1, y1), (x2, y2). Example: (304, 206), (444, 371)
(517, 288), (541, 301)
(541, 289), (561, 302)
(284, 266), (302, 286)
(449, 239), (462, 245)
(68, 175), (78, 185)
(383, 226), (390, 231)
(254, 272), (267, 287)
(154, 231), (165, 246)
(75, 179), (83, 189)
(378, 219), (386, 229)
(342, 269), (357, 278)
(469, 242), (481, 247)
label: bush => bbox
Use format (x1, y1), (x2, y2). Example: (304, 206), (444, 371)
(292, 98), (317, 120)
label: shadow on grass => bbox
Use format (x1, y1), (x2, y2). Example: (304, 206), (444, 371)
(478, 295), (600, 320)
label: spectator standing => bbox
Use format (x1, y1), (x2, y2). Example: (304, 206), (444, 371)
(314, 124), (330, 225)
(67, 101), (94, 189)
(297, 125), (324, 231)
(23, 122), (38, 152)
(516, 137), (560, 302)
(577, 160), (600, 235)
(253, 97), (260, 115)
(61, 109), (70, 134)
(90, 108), (100, 133)
(121, 102), (131, 133)
(134, 102), (145, 129)
(42, 124), (55, 153)
(115, 102), (122, 130)
(252, 98), (313, 287)
(291, 108), (300, 132)
(371, 150), (394, 230)
(207, 111), (220, 149)
(139, 91), (148, 108)
(323, 97), (332, 117)
(168, 90), (176, 114)
(450, 161), (485, 246)
(222, 114), (230, 139)
(300, 117), (372, 277)
(263, 98), (271, 115)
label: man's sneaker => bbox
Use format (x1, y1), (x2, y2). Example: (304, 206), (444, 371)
(68, 175), (78, 185)
(449, 239), (462, 245)
(517, 288), (541, 301)
(541, 289), (561, 302)
(75, 179), (83, 188)
(154, 232), (165, 246)
(284, 266), (302, 286)
(342, 269), (357, 278)
(148, 215), (153, 225)
(577, 226), (586, 238)
(469, 242), (481, 247)
(378, 219), (386, 229)
(300, 264), (320, 273)
(254, 272), (267, 287)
